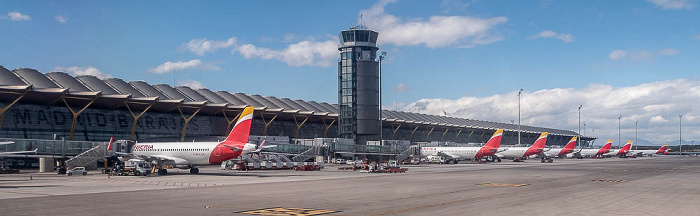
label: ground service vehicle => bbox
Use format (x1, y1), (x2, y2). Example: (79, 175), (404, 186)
(67, 167), (87, 176)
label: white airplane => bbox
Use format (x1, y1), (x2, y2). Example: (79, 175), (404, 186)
(603, 140), (632, 157)
(629, 144), (669, 156)
(575, 139), (613, 158)
(114, 107), (267, 174)
(420, 129), (505, 163)
(496, 132), (550, 162)
(542, 136), (578, 159)
(0, 141), (15, 145)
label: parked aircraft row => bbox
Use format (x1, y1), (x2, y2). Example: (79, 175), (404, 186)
(419, 129), (669, 164)
(0, 107), (672, 175)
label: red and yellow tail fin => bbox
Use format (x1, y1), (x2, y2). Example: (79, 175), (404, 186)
(107, 137), (114, 151)
(224, 107), (254, 144)
(484, 129), (504, 149)
(531, 132), (548, 149)
(563, 136), (577, 151)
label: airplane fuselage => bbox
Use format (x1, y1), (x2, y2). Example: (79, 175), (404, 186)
(131, 142), (256, 165)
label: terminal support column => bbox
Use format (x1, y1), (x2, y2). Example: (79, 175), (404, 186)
(0, 91), (26, 132)
(260, 113), (277, 136)
(441, 128), (450, 142)
(409, 125), (419, 142)
(222, 109), (240, 135)
(391, 123), (402, 140)
(293, 115), (308, 139)
(426, 126), (435, 142)
(61, 95), (98, 140)
(125, 100), (155, 141)
(322, 118), (336, 138)
(177, 105), (203, 142)
(455, 128), (463, 143)
(466, 129), (475, 144)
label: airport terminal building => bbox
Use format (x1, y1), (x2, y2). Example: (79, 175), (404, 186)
(0, 65), (592, 148)
(0, 27), (594, 155)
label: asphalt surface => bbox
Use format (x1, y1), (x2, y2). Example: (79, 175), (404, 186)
(1, 156), (698, 216)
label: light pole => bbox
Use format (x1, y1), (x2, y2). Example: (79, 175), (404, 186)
(679, 114), (682, 155)
(578, 105), (582, 149)
(635, 121), (638, 151)
(518, 89), (523, 144)
(618, 115), (622, 148)
(378, 52), (386, 142)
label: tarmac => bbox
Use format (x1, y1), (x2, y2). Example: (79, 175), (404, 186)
(1, 156), (698, 216)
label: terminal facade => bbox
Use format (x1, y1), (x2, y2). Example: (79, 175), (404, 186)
(0, 63), (592, 149)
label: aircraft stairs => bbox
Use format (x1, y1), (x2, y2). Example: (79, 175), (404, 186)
(291, 146), (323, 162)
(395, 145), (420, 163)
(65, 143), (108, 169)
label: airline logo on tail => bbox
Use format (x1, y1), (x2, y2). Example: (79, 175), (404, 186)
(475, 129), (503, 158)
(559, 136), (577, 156)
(209, 107), (255, 164)
(656, 144), (668, 154)
(617, 140), (633, 156)
(524, 132), (548, 157)
(107, 137), (114, 151)
(596, 139), (613, 156)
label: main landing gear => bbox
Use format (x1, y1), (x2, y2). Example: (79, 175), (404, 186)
(189, 166), (200, 174)
(541, 157), (553, 163)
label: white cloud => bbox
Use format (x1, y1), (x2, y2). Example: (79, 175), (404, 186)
(608, 48), (679, 61)
(177, 79), (206, 89)
(609, 50), (628, 60)
(530, 30), (573, 43)
(649, 115), (668, 123)
(184, 37), (237, 56)
(54, 66), (111, 79)
(5, 12), (31, 21)
(659, 48), (680, 55)
(394, 83), (408, 92)
(402, 78), (700, 144)
(55, 15), (67, 23)
(148, 59), (219, 74)
(234, 40), (338, 67)
(646, 0), (693, 10)
(360, 0), (508, 48)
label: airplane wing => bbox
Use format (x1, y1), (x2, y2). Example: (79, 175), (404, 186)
(115, 152), (189, 165)
(0, 149), (37, 155)
(436, 151), (461, 159)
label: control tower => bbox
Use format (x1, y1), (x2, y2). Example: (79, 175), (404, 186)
(338, 27), (380, 144)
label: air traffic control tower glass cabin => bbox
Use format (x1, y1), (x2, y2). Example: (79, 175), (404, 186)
(338, 27), (380, 145)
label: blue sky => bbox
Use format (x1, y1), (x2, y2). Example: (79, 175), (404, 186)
(1, 0), (699, 144)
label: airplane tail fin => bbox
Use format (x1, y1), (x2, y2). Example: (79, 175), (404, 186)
(620, 140), (632, 152)
(563, 136), (577, 151)
(484, 129), (504, 149)
(601, 139), (613, 151)
(532, 132), (548, 149)
(107, 137), (114, 151)
(656, 144), (668, 154)
(224, 107), (254, 144)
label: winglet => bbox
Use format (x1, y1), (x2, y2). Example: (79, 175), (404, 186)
(224, 107), (254, 144)
(107, 137), (114, 151)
